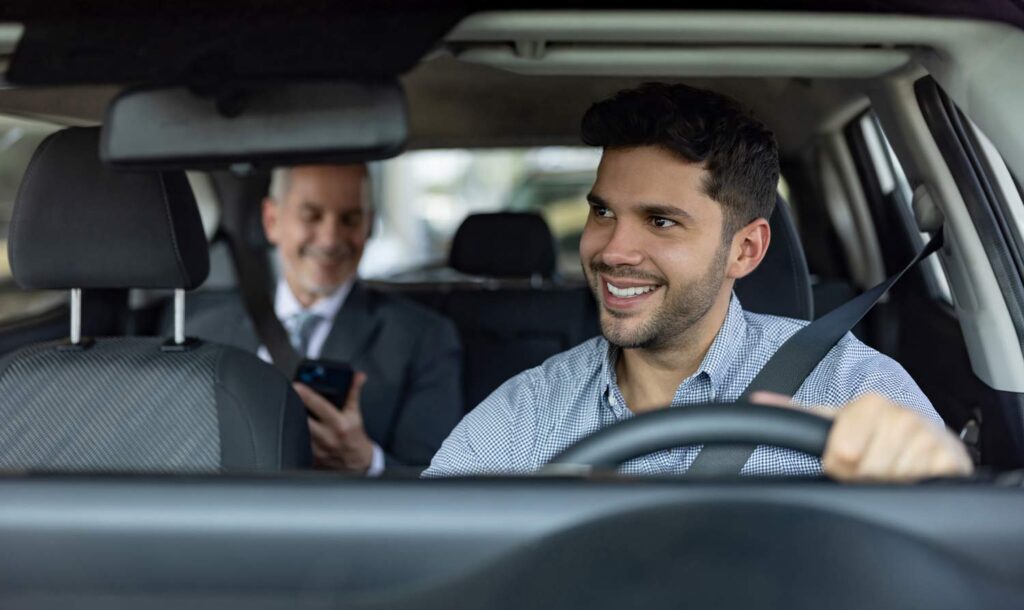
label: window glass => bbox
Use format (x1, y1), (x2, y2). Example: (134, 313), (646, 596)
(0, 117), (65, 323)
(361, 147), (601, 279)
(968, 121), (1024, 254)
(859, 113), (953, 303)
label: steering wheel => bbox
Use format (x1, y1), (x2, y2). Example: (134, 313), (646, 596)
(547, 400), (833, 476)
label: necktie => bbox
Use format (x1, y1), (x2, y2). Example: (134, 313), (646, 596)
(286, 310), (321, 356)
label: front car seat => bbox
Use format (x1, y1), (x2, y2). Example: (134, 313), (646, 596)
(0, 127), (311, 472)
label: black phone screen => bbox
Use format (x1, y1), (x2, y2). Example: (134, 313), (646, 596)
(294, 359), (354, 409)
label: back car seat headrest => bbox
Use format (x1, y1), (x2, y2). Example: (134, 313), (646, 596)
(450, 212), (556, 278)
(8, 126), (209, 290)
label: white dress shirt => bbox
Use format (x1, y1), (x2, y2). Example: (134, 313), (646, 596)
(258, 278), (386, 476)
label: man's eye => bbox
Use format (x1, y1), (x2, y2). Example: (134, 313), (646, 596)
(591, 205), (614, 218)
(651, 217), (677, 228)
(341, 213), (364, 227)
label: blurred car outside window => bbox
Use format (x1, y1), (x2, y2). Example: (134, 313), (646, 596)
(360, 146), (601, 280)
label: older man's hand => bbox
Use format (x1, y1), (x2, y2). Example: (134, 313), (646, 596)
(294, 372), (375, 473)
(752, 392), (973, 482)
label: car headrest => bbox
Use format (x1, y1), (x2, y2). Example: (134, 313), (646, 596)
(734, 193), (813, 321)
(9, 127), (209, 290)
(450, 212), (556, 278)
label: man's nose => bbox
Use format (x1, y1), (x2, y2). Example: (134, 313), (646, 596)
(313, 218), (343, 248)
(599, 221), (645, 267)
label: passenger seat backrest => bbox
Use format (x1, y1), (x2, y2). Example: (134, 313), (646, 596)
(1, 127), (310, 472)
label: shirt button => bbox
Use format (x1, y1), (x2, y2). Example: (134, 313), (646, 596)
(609, 395), (618, 407)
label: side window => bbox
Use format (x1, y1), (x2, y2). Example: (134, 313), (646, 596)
(0, 117), (65, 324)
(967, 122), (1024, 256)
(857, 112), (953, 304)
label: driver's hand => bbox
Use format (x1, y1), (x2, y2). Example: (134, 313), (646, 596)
(294, 373), (375, 474)
(751, 392), (973, 482)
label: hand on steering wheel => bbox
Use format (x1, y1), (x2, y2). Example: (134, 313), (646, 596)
(546, 394), (973, 481)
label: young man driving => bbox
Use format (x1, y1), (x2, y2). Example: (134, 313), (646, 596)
(423, 83), (972, 481)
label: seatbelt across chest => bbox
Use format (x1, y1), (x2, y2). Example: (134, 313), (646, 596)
(222, 230), (304, 378)
(685, 229), (945, 476)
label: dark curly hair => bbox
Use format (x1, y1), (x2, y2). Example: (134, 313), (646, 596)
(581, 83), (778, 237)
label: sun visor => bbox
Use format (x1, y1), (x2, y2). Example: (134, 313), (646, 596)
(101, 80), (408, 170)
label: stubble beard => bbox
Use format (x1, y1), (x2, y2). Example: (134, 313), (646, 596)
(589, 244), (730, 352)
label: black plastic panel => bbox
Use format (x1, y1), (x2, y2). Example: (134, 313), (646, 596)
(1, 476), (1023, 609)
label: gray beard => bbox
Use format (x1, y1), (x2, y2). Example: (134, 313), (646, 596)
(276, 250), (351, 298)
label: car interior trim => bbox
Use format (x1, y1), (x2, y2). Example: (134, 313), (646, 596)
(916, 78), (1024, 352)
(960, 116), (1024, 290)
(817, 146), (879, 290)
(446, 11), (1019, 47)
(869, 78), (1024, 392)
(1, 476), (1023, 605)
(454, 46), (913, 78)
(447, 11), (1024, 188)
(824, 131), (888, 289)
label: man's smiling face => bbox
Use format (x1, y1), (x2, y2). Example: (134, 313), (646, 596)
(262, 165), (372, 304)
(580, 145), (733, 351)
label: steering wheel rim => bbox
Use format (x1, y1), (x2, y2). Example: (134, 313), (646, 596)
(547, 400), (832, 472)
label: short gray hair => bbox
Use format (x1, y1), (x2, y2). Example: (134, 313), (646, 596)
(268, 166), (293, 204)
(267, 165), (375, 211)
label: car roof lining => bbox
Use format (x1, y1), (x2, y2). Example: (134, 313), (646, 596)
(0, 71), (866, 159)
(401, 56), (878, 154)
(0, 13), (997, 144)
(0, 10), (1012, 160)
(436, 11), (1024, 179)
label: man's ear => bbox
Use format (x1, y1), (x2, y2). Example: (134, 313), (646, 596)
(261, 196), (281, 246)
(726, 218), (771, 280)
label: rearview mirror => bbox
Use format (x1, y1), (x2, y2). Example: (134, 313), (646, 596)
(101, 80), (407, 169)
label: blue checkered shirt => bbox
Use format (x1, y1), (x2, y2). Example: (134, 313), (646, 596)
(424, 295), (943, 477)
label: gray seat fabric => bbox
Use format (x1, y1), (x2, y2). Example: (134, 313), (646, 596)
(376, 211), (600, 410)
(0, 127), (310, 472)
(392, 283), (599, 410)
(735, 193), (813, 320)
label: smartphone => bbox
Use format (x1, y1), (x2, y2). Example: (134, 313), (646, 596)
(294, 359), (354, 409)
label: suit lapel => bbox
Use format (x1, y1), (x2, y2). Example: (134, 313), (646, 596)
(319, 282), (382, 363)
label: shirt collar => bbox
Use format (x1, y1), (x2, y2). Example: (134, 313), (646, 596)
(600, 293), (748, 407)
(695, 293), (747, 389)
(274, 277), (355, 322)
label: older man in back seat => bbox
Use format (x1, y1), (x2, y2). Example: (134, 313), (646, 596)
(190, 164), (464, 474)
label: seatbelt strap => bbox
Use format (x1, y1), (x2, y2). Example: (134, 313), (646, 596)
(685, 229), (944, 476)
(209, 172), (303, 379)
(220, 230), (304, 380)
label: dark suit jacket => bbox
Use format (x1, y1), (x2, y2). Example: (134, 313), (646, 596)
(184, 282), (464, 470)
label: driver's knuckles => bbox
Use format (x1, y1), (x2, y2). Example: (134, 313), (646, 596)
(823, 394), (973, 482)
(856, 410), (924, 478)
